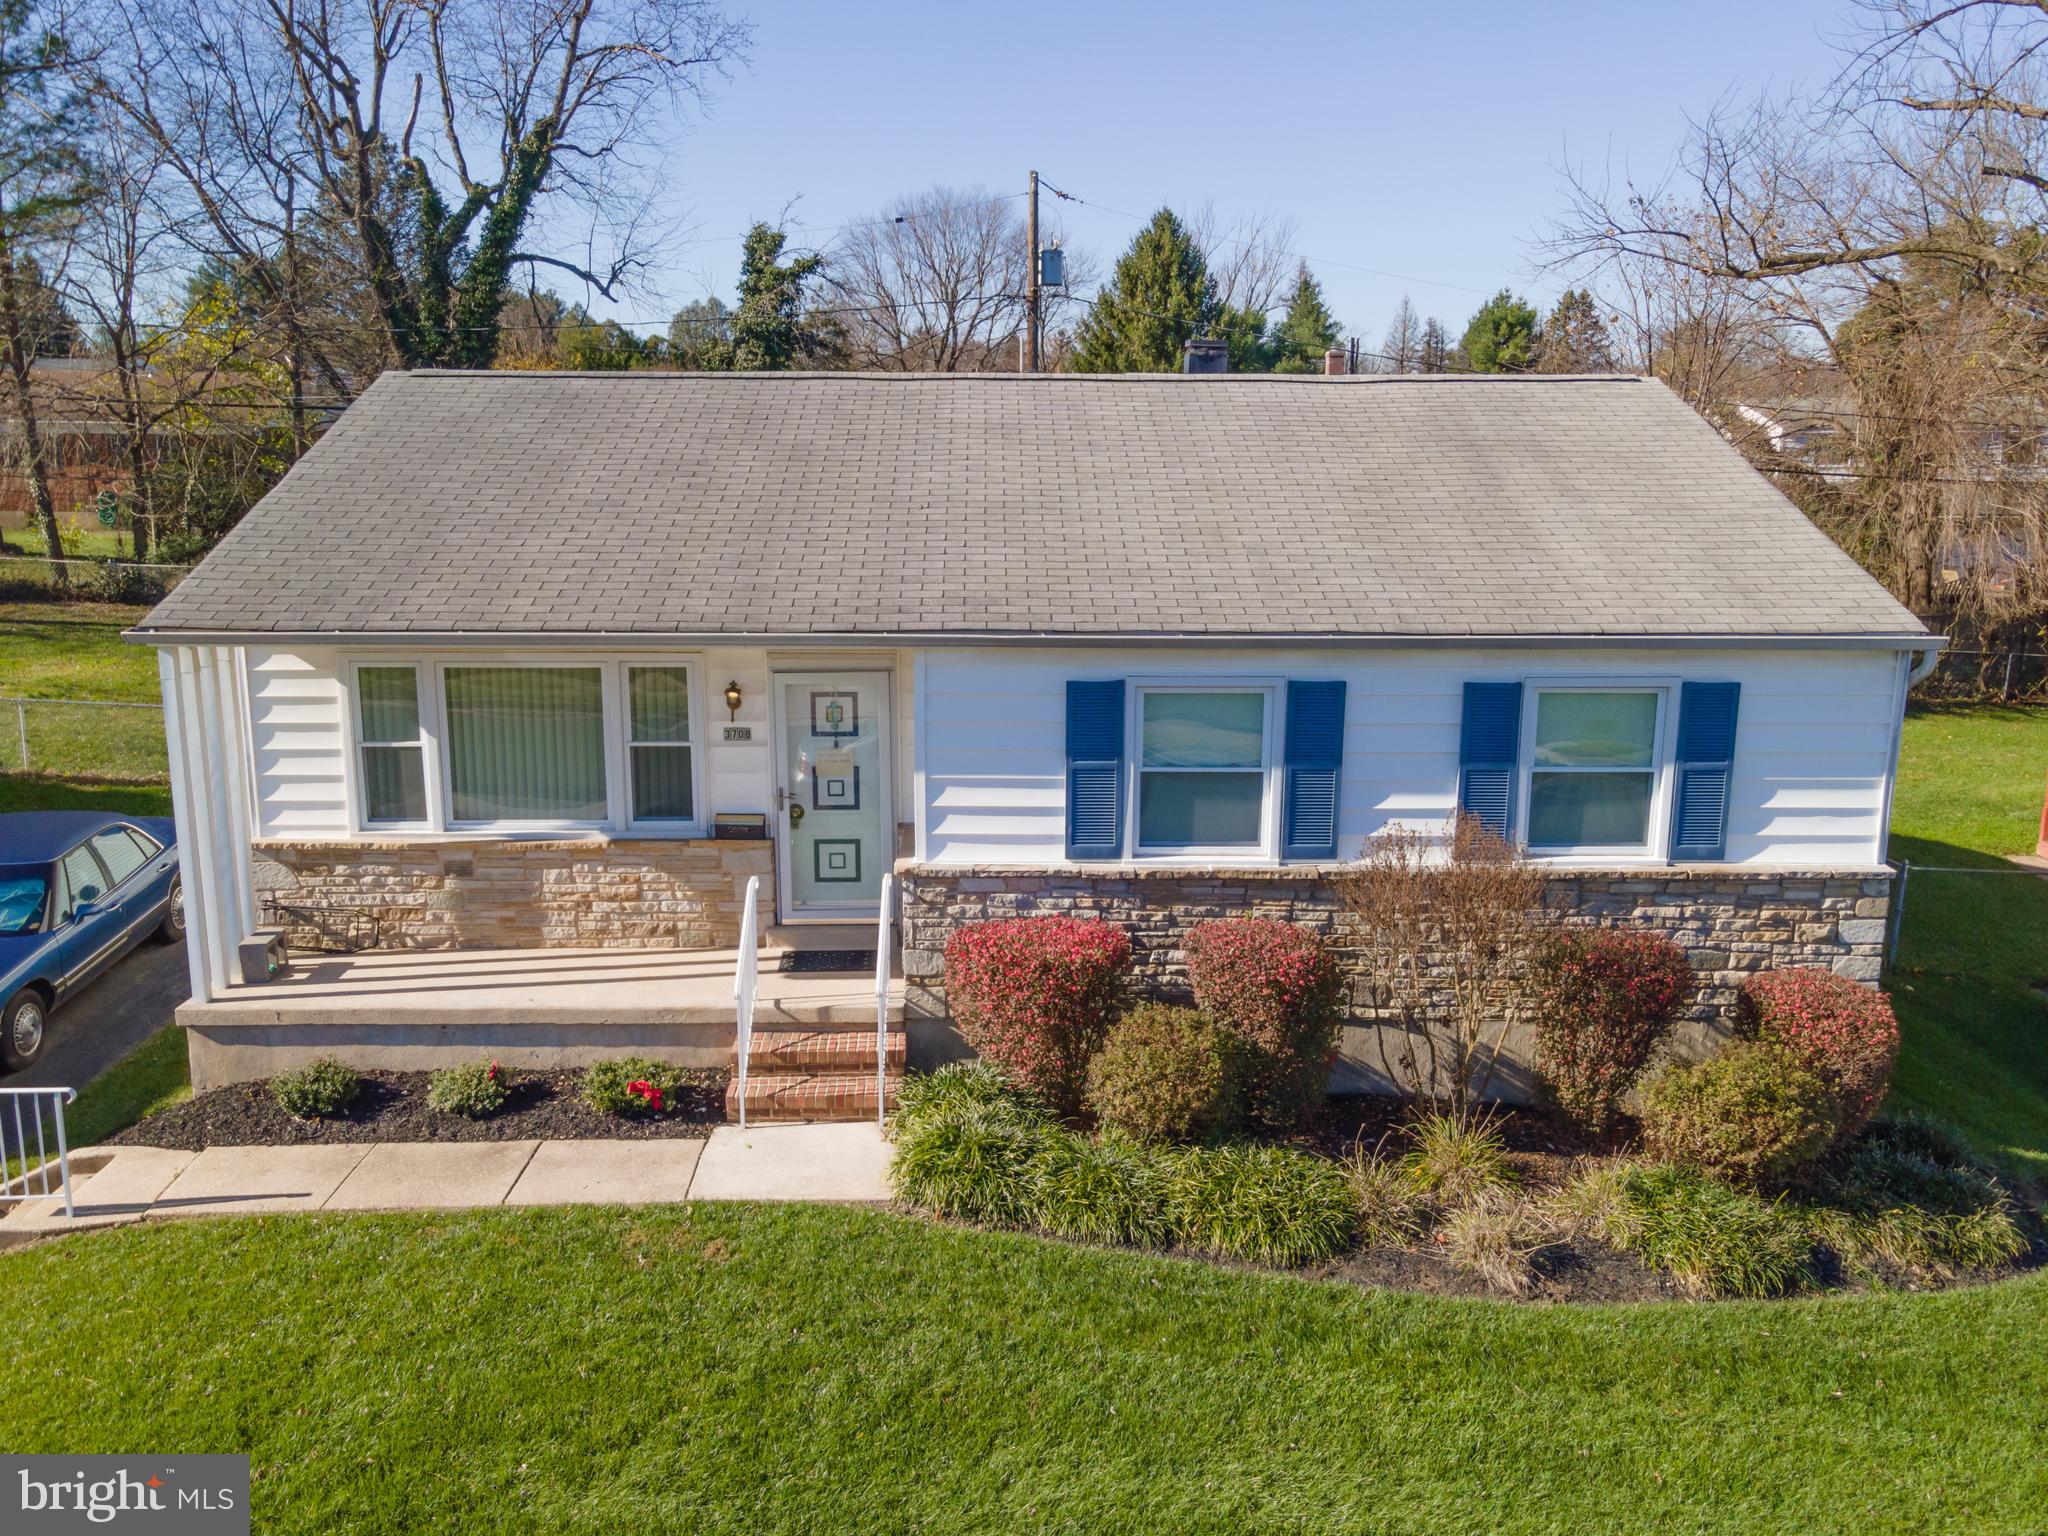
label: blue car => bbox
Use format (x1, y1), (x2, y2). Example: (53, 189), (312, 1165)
(0, 812), (182, 1071)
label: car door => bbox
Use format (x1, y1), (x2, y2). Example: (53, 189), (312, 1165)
(49, 841), (123, 998)
(89, 826), (166, 949)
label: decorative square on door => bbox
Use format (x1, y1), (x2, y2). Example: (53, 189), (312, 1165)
(812, 765), (861, 811)
(810, 690), (858, 739)
(812, 839), (863, 883)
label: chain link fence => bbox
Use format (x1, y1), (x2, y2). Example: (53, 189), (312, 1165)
(1911, 645), (2048, 702)
(1, 696), (169, 781)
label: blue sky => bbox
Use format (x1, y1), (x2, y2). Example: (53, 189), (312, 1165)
(591, 0), (1853, 345)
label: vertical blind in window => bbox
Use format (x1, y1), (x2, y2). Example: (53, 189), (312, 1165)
(357, 666), (427, 824)
(445, 667), (607, 822)
(628, 666), (694, 822)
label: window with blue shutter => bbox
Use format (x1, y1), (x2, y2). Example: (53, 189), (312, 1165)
(1458, 681), (1522, 838)
(1669, 681), (1740, 861)
(1282, 680), (1346, 860)
(1065, 680), (1125, 860)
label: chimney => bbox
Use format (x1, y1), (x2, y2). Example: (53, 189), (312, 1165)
(1182, 337), (1229, 374)
(1324, 348), (1347, 376)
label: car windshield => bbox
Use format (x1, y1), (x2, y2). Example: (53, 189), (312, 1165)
(0, 867), (48, 936)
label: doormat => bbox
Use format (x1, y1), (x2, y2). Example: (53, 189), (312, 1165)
(778, 949), (878, 974)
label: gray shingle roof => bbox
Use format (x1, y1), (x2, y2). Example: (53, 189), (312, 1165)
(135, 369), (1927, 642)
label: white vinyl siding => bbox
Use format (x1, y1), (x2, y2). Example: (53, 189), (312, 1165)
(916, 645), (1903, 869)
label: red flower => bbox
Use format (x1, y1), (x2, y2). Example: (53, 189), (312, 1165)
(627, 1079), (665, 1112)
(486, 1062), (500, 1082)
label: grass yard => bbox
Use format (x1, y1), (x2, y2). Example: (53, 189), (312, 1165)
(0, 601), (169, 785)
(1885, 706), (2048, 1178)
(0, 523), (136, 562)
(0, 600), (158, 701)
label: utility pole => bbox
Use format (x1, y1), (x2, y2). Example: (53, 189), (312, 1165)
(1024, 169), (1040, 372)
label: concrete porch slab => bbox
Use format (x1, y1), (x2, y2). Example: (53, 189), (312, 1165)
(148, 1143), (374, 1218)
(324, 1140), (542, 1211)
(504, 1138), (703, 1206)
(689, 1122), (893, 1203)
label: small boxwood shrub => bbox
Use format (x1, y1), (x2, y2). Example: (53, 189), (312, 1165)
(426, 1060), (515, 1119)
(1184, 918), (1345, 1130)
(270, 1057), (360, 1120)
(1735, 968), (1899, 1140)
(582, 1057), (688, 1118)
(1529, 928), (1692, 1134)
(1614, 1164), (1814, 1298)
(1085, 1003), (1242, 1144)
(943, 917), (1131, 1115)
(1639, 1042), (1841, 1188)
(1164, 1142), (1358, 1267)
(1028, 1133), (1172, 1247)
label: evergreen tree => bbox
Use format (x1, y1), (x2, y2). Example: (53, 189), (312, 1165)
(1211, 302), (1270, 372)
(1418, 316), (1452, 373)
(1070, 207), (1216, 372)
(724, 224), (832, 370)
(1459, 289), (1540, 372)
(1535, 288), (1617, 372)
(1269, 264), (1341, 373)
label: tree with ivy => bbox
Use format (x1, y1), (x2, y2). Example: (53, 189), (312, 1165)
(717, 224), (841, 370)
(1070, 208), (1217, 372)
(1460, 289), (1541, 372)
(1269, 264), (1341, 373)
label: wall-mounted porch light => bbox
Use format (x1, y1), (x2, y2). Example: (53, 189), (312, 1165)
(724, 680), (744, 720)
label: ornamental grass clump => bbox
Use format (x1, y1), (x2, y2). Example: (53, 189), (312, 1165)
(1638, 1042), (1841, 1188)
(426, 1060), (515, 1120)
(893, 1061), (1045, 1136)
(1027, 1133), (1173, 1247)
(890, 1097), (1058, 1227)
(1164, 1143), (1358, 1267)
(270, 1057), (360, 1120)
(1609, 1164), (1814, 1299)
(1529, 928), (1693, 1134)
(1401, 1112), (1516, 1207)
(943, 917), (1131, 1115)
(1183, 918), (1345, 1130)
(1437, 1190), (1550, 1297)
(1806, 1120), (2027, 1277)
(1085, 1003), (1243, 1145)
(1345, 1148), (1427, 1249)
(582, 1057), (687, 1118)
(1735, 969), (1901, 1141)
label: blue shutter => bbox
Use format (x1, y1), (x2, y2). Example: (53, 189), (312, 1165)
(1458, 681), (1522, 838)
(1065, 680), (1125, 860)
(1282, 680), (1346, 860)
(1670, 681), (1740, 861)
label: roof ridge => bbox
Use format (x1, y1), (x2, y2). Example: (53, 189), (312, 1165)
(394, 368), (1648, 384)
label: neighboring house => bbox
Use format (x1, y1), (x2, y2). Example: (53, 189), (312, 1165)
(131, 361), (1936, 1101)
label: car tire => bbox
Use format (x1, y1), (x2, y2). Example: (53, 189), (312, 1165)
(155, 875), (186, 945)
(1, 987), (48, 1071)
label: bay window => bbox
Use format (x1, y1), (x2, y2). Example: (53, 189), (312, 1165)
(1136, 687), (1272, 853)
(1525, 688), (1663, 853)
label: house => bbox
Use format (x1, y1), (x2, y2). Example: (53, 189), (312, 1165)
(130, 360), (1936, 1109)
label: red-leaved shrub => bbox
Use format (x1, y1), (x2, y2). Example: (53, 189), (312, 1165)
(1183, 918), (1345, 1129)
(1734, 968), (1900, 1139)
(944, 917), (1131, 1114)
(1529, 928), (1694, 1134)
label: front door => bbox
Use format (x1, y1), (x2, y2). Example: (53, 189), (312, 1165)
(774, 671), (892, 920)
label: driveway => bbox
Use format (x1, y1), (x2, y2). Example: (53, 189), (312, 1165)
(11, 941), (189, 1093)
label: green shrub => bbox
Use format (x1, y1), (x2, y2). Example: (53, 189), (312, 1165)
(1638, 1043), (1841, 1188)
(1401, 1113), (1516, 1206)
(1184, 918), (1345, 1130)
(1165, 1143), (1357, 1267)
(1615, 1164), (1814, 1299)
(889, 1104), (1055, 1226)
(1862, 1111), (1979, 1169)
(1808, 1131), (2026, 1277)
(426, 1060), (515, 1119)
(270, 1057), (360, 1120)
(1085, 1003), (1242, 1145)
(894, 1061), (1045, 1135)
(1346, 1151), (1426, 1249)
(581, 1057), (688, 1118)
(1027, 1133), (1173, 1247)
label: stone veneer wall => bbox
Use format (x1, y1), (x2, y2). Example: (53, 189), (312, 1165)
(896, 862), (1893, 1087)
(252, 837), (774, 950)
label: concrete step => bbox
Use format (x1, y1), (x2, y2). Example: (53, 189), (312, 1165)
(726, 1069), (901, 1125)
(746, 1026), (906, 1075)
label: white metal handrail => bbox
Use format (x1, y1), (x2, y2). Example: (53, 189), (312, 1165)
(733, 875), (760, 1130)
(1, 1087), (79, 1218)
(875, 871), (894, 1128)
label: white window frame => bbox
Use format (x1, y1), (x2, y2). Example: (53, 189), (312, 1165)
(1126, 679), (1281, 862)
(338, 654), (707, 838)
(1515, 680), (1676, 863)
(621, 662), (700, 832)
(347, 661), (435, 831)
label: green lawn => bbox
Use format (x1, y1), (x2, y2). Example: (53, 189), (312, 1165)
(1885, 706), (2048, 1178)
(0, 523), (136, 561)
(0, 600), (158, 700)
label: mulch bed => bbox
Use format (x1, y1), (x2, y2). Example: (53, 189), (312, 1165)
(109, 1068), (729, 1151)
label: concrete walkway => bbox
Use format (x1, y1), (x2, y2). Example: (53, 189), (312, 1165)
(0, 1123), (893, 1246)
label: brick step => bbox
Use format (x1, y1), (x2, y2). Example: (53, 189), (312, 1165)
(744, 1026), (906, 1074)
(725, 1069), (901, 1124)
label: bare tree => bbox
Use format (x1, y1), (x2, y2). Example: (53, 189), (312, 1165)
(1379, 294), (1421, 372)
(1188, 202), (1298, 319)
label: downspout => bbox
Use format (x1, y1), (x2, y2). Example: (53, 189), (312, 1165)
(1874, 640), (1943, 931)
